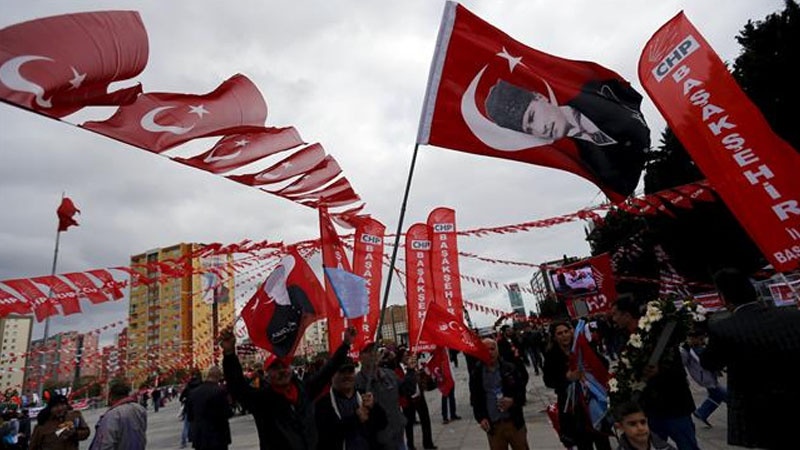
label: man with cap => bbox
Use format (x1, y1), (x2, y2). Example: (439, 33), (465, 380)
(220, 326), (356, 450)
(315, 356), (388, 450)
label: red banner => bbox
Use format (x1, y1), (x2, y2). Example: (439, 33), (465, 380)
(31, 276), (81, 315)
(229, 143), (326, 186)
(417, 2), (650, 202)
(404, 223), (436, 352)
(319, 208), (350, 353)
(2, 279), (56, 321)
(352, 217), (386, 353)
(549, 253), (616, 317)
(62, 272), (110, 304)
(0, 286), (30, 316)
(86, 269), (125, 300)
(639, 13), (800, 272)
(427, 207), (465, 324)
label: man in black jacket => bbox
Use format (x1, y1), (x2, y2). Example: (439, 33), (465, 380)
(701, 268), (800, 449)
(315, 358), (388, 450)
(189, 366), (232, 450)
(468, 338), (528, 450)
(220, 326), (355, 450)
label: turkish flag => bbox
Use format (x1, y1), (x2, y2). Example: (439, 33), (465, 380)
(426, 346), (455, 396)
(31, 276), (81, 316)
(0, 11), (147, 118)
(173, 127), (304, 174)
(640, 13), (800, 272)
(274, 155), (342, 196)
(417, 2), (649, 202)
(420, 301), (490, 363)
(57, 197), (80, 232)
(229, 143), (326, 186)
(285, 177), (354, 201)
(82, 74), (267, 153)
(299, 187), (361, 209)
(241, 249), (325, 358)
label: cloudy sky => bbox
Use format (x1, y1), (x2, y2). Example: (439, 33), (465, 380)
(1, 0), (785, 344)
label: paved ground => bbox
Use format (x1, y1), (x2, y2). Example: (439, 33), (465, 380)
(77, 355), (730, 449)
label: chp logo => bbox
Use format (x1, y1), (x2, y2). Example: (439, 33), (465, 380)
(432, 223), (455, 233)
(649, 35), (700, 82)
(360, 234), (383, 245)
(411, 240), (431, 251)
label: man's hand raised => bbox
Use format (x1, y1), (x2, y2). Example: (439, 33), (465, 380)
(219, 326), (236, 355)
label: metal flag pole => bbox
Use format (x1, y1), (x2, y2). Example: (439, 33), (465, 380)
(37, 192), (65, 400)
(375, 144), (421, 343)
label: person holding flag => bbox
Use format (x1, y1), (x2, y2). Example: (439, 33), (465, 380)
(219, 326), (357, 450)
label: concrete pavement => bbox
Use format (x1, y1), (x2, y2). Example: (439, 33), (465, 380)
(77, 355), (730, 449)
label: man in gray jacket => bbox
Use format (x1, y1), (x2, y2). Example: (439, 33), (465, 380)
(88, 381), (147, 450)
(355, 343), (409, 450)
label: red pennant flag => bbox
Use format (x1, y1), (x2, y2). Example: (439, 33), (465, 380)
(417, 2), (650, 202)
(420, 301), (490, 363)
(274, 155), (342, 196)
(352, 217), (386, 353)
(570, 327), (610, 388)
(675, 183), (715, 204)
(657, 189), (692, 209)
(0, 286), (31, 317)
(404, 223), (436, 352)
(241, 249), (325, 358)
(57, 197), (80, 232)
(0, 11), (148, 118)
(86, 269), (125, 300)
(640, 13), (800, 272)
(173, 127), (304, 174)
(2, 279), (57, 322)
(427, 207), (465, 323)
(31, 276), (81, 316)
(319, 208), (351, 353)
(426, 346), (455, 396)
(229, 143), (326, 186)
(82, 74), (267, 153)
(284, 176), (352, 200)
(63, 272), (109, 304)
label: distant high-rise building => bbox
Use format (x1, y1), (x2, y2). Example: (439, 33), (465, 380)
(297, 320), (328, 358)
(126, 243), (235, 385)
(0, 315), (33, 393)
(506, 283), (526, 317)
(77, 332), (100, 379)
(380, 305), (409, 346)
(25, 331), (80, 389)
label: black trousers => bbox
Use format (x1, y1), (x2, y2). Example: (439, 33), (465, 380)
(403, 396), (434, 448)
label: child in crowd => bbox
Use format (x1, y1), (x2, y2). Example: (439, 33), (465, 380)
(613, 401), (675, 450)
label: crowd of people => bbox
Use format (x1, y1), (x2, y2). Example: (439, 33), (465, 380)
(3, 268), (799, 449)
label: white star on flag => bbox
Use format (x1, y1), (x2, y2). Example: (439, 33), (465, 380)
(189, 104), (210, 118)
(497, 47), (523, 72)
(234, 139), (249, 148)
(69, 67), (86, 89)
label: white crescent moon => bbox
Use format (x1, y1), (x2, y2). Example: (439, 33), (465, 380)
(204, 146), (241, 163)
(262, 254), (296, 306)
(448, 321), (460, 331)
(140, 106), (195, 135)
(0, 55), (54, 108)
(460, 66), (553, 151)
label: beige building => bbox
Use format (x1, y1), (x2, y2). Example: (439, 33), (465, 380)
(297, 320), (328, 358)
(0, 315), (33, 393)
(379, 304), (409, 346)
(127, 243), (235, 385)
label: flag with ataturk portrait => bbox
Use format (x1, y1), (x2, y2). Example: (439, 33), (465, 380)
(417, 1), (650, 202)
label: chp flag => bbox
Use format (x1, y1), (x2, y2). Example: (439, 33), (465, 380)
(420, 301), (490, 363)
(405, 223), (437, 352)
(427, 207), (465, 323)
(240, 248), (325, 358)
(417, 1), (650, 202)
(351, 217), (386, 352)
(639, 13), (800, 272)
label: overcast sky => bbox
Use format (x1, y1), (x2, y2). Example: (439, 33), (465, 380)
(1, 0), (785, 344)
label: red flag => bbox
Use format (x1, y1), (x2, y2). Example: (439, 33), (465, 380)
(426, 346), (455, 396)
(657, 189), (692, 209)
(173, 127), (304, 174)
(675, 182), (715, 204)
(86, 269), (125, 300)
(571, 327), (609, 388)
(284, 177), (353, 201)
(2, 279), (57, 322)
(420, 301), (490, 363)
(319, 208), (351, 353)
(82, 74), (267, 153)
(0, 286), (31, 317)
(229, 143), (326, 186)
(62, 272), (109, 304)
(31, 276), (81, 316)
(0, 11), (148, 118)
(352, 217), (386, 353)
(57, 197), (80, 232)
(427, 208), (465, 323)
(274, 155), (342, 196)
(639, 13), (800, 272)
(549, 254), (616, 316)
(241, 249), (325, 358)
(404, 223), (436, 352)
(300, 188), (361, 209)
(417, 2), (649, 202)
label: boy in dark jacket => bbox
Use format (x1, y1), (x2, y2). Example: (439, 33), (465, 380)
(613, 401), (675, 450)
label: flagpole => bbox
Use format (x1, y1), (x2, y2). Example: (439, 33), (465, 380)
(37, 192), (65, 400)
(375, 143), (421, 343)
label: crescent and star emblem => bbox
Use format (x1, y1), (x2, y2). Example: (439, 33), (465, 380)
(460, 48), (559, 152)
(203, 138), (248, 163)
(0, 55), (87, 108)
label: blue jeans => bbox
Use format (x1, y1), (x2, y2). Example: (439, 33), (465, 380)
(441, 389), (457, 420)
(181, 416), (190, 446)
(648, 415), (700, 450)
(695, 385), (727, 421)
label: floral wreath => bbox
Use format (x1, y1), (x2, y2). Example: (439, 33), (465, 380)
(608, 298), (707, 409)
